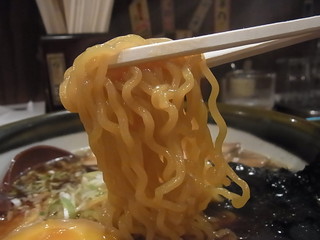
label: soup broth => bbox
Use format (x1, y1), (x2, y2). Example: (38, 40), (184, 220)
(1, 145), (319, 240)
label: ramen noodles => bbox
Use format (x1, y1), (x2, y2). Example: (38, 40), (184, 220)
(58, 34), (250, 239)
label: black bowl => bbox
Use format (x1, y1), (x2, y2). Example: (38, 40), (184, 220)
(0, 104), (319, 175)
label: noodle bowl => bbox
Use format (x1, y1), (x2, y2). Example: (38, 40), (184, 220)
(59, 34), (249, 239)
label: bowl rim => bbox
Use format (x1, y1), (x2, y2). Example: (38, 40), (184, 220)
(0, 104), (319, 162)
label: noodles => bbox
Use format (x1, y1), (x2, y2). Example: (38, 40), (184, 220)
(59, 34), (250, 239)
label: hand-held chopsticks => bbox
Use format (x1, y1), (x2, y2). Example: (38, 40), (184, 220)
(108, 15), (320, 68)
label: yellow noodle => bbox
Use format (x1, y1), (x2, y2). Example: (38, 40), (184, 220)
(60, 34), (250, 240)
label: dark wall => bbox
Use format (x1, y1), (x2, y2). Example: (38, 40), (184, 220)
(0, 0), (319, 105)
(0, 0), (43, 104)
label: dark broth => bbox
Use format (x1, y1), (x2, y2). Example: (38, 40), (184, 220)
(1, 147), (320, 240)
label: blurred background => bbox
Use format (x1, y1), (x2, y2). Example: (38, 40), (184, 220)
(0, 0), (319, 123)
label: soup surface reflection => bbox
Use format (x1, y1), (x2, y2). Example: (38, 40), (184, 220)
(1, 145), (320, 240)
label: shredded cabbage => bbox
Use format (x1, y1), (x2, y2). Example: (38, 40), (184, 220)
(50, 171), (107, 221)
(9, 160), (108, 223)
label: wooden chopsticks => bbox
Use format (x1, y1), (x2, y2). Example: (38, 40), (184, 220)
(108, 15), (320, 68)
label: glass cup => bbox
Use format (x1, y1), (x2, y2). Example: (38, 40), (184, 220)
(221, 70), (276, 109)
(284, 57), (311, 102)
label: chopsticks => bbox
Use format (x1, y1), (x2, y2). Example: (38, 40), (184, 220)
(109, 15), (320, 68)
(205, 31), (320, 68)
